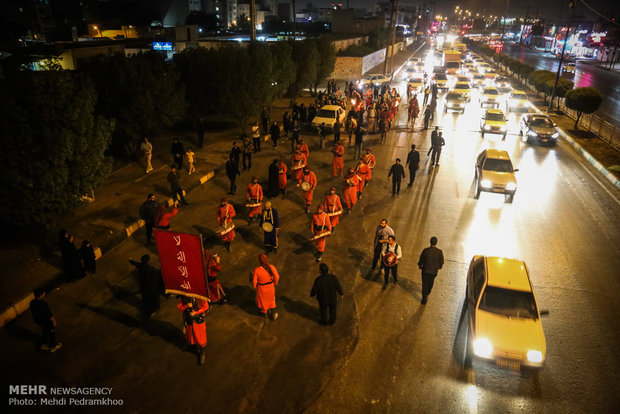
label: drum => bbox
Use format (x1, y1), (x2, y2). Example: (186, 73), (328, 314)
(292, 163), (305, 171)
(327, 210), (343, 217)
(216, 223), (235, 236)
(261, 222), (274, 232)
(382, 252), (398, 267)
(310, 230), (331, 241)
(301, 181), (312, 191)
(245, 201), (262, 208)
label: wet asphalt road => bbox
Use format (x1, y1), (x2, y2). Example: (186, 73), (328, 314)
(2, 47), (620, 413)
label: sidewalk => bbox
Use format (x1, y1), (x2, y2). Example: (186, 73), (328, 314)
(0, 43), (421, 326)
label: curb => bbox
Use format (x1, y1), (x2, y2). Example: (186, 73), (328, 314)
(0, 168), (219, 328)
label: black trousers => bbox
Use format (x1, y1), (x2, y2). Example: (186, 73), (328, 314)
(431, 148), (442, 165)
(424, 115), (431, 129)
(145, 220), (154, 242)
(383, 263), (398, 285)
(408, 167), (418, 185)
(172, 188), (187, 204)
(41, 322), (57, 347)
(243, 152), (252, 170)
(290, 137), (298, 153)
(372, 243), (383, 269)
(228, 175), (237, 193)
(392, 179), (401, 194)
(319, 301), (338, 325)
(422, 272), (437, 299)
(272, 135), (279, 147)
(253, 138), (261, 152)
(173, 155), (183, 170)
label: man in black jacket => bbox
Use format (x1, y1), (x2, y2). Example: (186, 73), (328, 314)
(430, 132), (445, 167)
(129, 255), (164, 318)
(417, 236), (444, 304)
(139, 193), (158, 245)
(310, 263), (344, 325)
(388, 158), (406, 195)
(405, 144), (420, 187)
(167, 165), (189, 205)
(30, 288), (62, 352)
(225, 155), (241, 195)
(270, 121), (281, 148)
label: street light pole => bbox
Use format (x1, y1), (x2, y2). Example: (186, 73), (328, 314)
(548, 0), (575, 112)
(250, 0), (256, 42)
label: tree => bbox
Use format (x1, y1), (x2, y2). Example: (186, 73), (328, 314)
(564, 87), (604, 129)
(311, 38), (336, 93)
(185, 11), (219, 33)
(287, 39), (318, 100)
(0, 71), (113, 228)
(545, 78), (573, 110)
(236, 14), (252, 33)
(528, 70), (555, 98)
(368, 27), (390, 50)
(80, 52), (186, 157)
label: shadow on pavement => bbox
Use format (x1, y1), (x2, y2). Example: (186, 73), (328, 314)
(288, 232), (314, 255)
(3, 323), (40, 345)
(105, 281), (142, 311)
(347, 247), (366, 267)
(193, 225), (221, 247)
(226, 285), (261, 317)
(279, 295), (317, 322)
(235, 227), (264, 250)
(398, 277), (422, 302)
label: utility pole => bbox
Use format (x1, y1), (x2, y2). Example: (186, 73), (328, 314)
(383, 0), (396, 75)
(549, 0), (575, 112)
(388, 0), (400, 77)
(250, 0), (257, 42)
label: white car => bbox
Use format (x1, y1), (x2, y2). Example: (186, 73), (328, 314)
(357, 73), (391, 89)
(311, 105), (347, 130)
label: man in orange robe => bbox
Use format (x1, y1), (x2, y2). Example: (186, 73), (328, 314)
(343, 168), (361, 211)
(355, 159), (371, 199)
(216, 197), (236, 252)
(252, 254), (280, 320)
(362, 148), (376, 181)
(204, 249), (225, 304)
(323, 187), (343, 229)
(291, 149), (307, 184)
(246, 176), (263, 223)
(278, 157), (288, 195)
(332, 141), (344, 176)
(177, 296), (209, 365)
(296, 138), (310, 161)
(300, 166), (317, 213)
(311, 205), (332, 262)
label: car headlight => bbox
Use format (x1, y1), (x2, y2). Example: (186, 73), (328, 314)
(480, 179), (492, 188)
(552, 132), (559, 138)
(473, 338), (493, 358)
(527, 130), (537, 137)
(527, 350), (543, 363)
(500, 125), (507, 132)
(484, 125), (492, 131)
(506, 182), (517, 191)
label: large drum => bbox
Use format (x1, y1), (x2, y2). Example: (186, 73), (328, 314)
(292, 163), (306, 171)
(261, 222), (274, 232)
(382, 252), (398, 267)
(216, 223), (235, 236)
(301, 181), (312, 191)
(245, 201), (262, 208)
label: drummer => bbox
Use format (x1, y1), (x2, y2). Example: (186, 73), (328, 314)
(322, 187), (343, 231)
(362, 148), (376, 182)
(311, 205), (332, 262)
(246, 176), (263, 223)
(380, 235), (402, 290)
(296, 138), (310, 161)
(332, 141), (344, 176)
(216, 197), (236, 252)
(343, 167), (361, 212)
(259, 201), (280, 253)
(291, 149), (307, 185)
(204, 249), (226, 304)
(277, 157), (288, 195)
(300, 166), (317, 213)
(355, 159), (371, 199)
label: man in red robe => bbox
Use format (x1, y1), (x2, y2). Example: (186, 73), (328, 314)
(204, 249), (225, 304)
(323, 187), (343, 230)
(252, 254), (280, 320)
(291, 149), (307, 185)
(362, 148), (376, 182)
(216, 197), (236, 252)
(355, 159), (371, 199)
(343, 168), (361, 212)
(177, 296), (209, 365)
(296, 138), (310, 161)
(300, 166), (317, 213)
(332, 141), (344, 176)
(246, 176), (263, 223)
(278, 157), (288, 195)
(311, 205), (332, 262)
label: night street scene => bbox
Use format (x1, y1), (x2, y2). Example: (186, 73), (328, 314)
(1, 0), (620, 412)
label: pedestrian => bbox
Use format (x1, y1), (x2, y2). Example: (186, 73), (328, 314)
(355, 159), (370, 199)
(246, 176), (264, 224)
(428, 127), (439, 156)
(300, 166), (318, 213)
(332, 141), (344, 176)
(261, 106), (270, 133)
(171, 138), (185, 170)
(155, 200), (179, 230)
(242, 136), (253, 171)
(225, 155), (241, 195)
(283, 111), (291, 137)
(323, 187), (343, 230)
(371, 219), (394, 271)
(177, 295), (208, 365)
(252, 121), (261, 152)
(311, 205), (332, 262)
(381, 235), (402, 289)
(229, 141), (241, 168)
(367, 103), (377, 133)
(406, 144), (420, 187)
(277, 157), (288, 195)
(423, 85), (430, 106)
(423, 106), (432, 130)
(186, 147), (196, 175)
(353, 126), (364, 159)
(58, 229), (85, 281)
(251, 253), (280, 320)
(140, 137), (153, 174)
(270, 121), (280, 148)
(139, 193), (158, 245)
(259, 201), (280, 253)
(167, 165), (189, 205)
(388, 158), (406, 195)
(310, 263), (344, 325)
(333, 119), (341, 142)
(417, 236), (444, 304)
(429, 96), (437, 121)
(217, 197), (236, 252)
(430, 132), (445, 167)
(346, 116), (355, 145)
(267, 159), (279, 197)
(79, 240), (96, 274)
(129, 254), (163, 317)
(290, 122), (300, 153)
(30, 288), (62, 352)
(343, 168), (361, 212)
(204, 249), (226, 304)
(318, 123), (327, 149)
(362, 148), (376, 183)
(300, 104), (307, 124)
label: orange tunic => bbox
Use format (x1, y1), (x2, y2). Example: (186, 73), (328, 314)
(252, 265), (280, 313)
(332, 144), (344, 176)
(311, 211), (332, 253)
(323, 193), (343, 228)
(216, 203), (236, 242)
(278, 162), (288, 189)
(300, 171), (317, 207)
(343, 173), (361, 209)
(291, 153), (307, 183)
(177, 299), (209, 347)
(297, 142), (310, 160)
(362, 153), (376, 180)
(246, 183), (263, 217)
(356, 163), (371, 194)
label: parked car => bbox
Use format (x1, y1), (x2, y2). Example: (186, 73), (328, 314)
(311, 105), (347, 130)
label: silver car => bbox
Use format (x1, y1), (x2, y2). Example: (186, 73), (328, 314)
(519, 114), (559, 146)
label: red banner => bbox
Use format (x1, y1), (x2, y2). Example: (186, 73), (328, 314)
(154, 230), (208, 300)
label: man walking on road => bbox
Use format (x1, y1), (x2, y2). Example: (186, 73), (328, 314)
(139, 193), (158, 245)
(430, 132), (445, 167)
(167, 165), (189, 205)
(372, 219), (394, 271)
(140, 137), (153, 174)
(427, 127), (439, 156)
(171, 138), (185, 170)
(252, 121), (261, 152)
(423, 106), (432, 130)
(353, 126), (364, 159)
(225, 155), (241, 195)
(406, 144), (420, 187)
(310, 263), (344, 325)
(30, 288), (62, 352)
(270, 121), (281, 148)
(242, 136), (253, 171)
(388, 158), (406, 195)
(417, 236), (444, 305)
(381, 235), (402, 289)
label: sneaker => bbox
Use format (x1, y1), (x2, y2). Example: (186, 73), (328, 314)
(50, 342), (63, 352)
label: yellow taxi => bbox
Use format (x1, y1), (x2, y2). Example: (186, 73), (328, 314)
(480, 109), (508, 139)
(452, 82), (472, 102)
(480, 86), (501, 108)
(466, 256), (547, 371)
(474, 149), (518, 202)
(507, 90), (529, 112)
(407, 75), (424, 93)
(433, 73), (449, 90)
